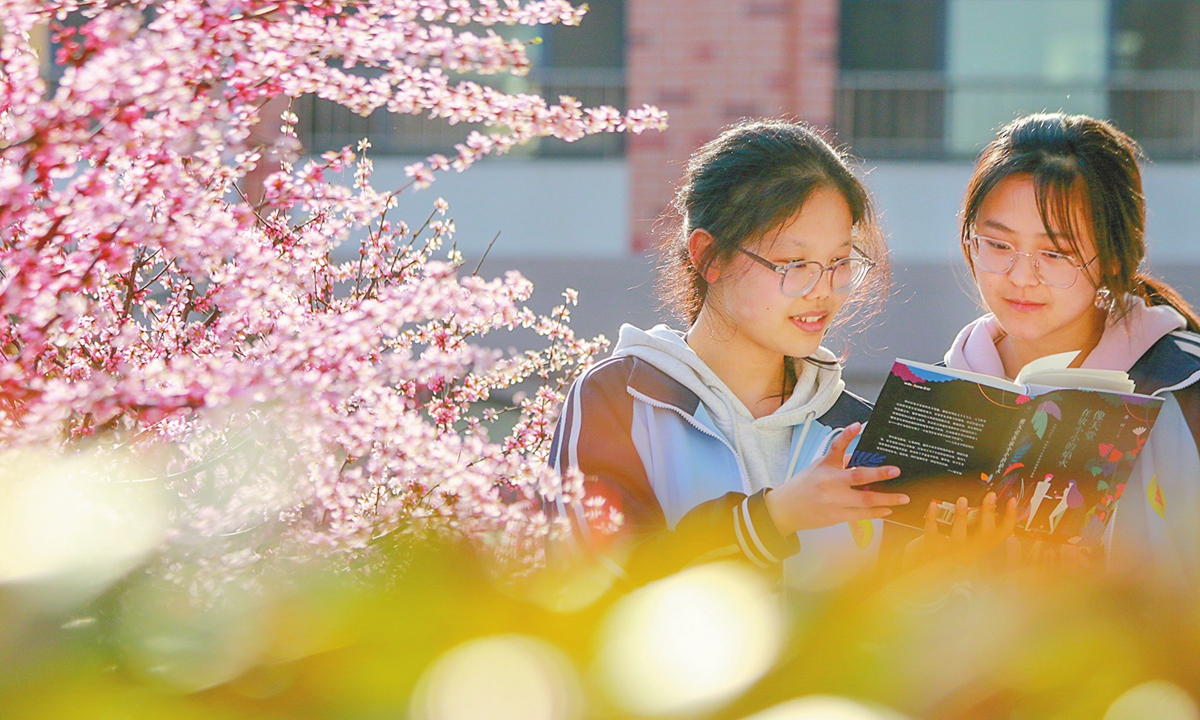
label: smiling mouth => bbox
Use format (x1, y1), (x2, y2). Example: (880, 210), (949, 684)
(791, 312), (829, 331)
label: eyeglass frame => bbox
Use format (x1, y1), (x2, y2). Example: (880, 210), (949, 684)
(964, 234), (1098, 289)
(735, 246), (877, 297)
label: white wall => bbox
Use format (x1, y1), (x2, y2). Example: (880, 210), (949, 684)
(354, 155), (1200, 397)
(366, 156), (1200, 265)
(865, 160), (1200, 265)
(369, 157), (629, 259)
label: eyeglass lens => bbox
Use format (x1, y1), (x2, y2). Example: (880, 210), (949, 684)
(971, 237), (1080, 289)
(781, 259), (869, 297)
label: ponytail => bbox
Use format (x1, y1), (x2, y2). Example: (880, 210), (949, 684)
(656, 119), (887, 326)
(1133, 273), (1200, 333)
(961, 114), (1200, 336)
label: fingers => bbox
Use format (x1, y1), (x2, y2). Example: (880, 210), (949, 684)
(1041, 542), (1061, 566)
(854, 489), (910, 508)
(854, 507), (894, 520)
(950, 496), (969, 543)
(823, 422), (862, 466)
(817, 506), (895, 526)
(827, 486), (907, 522)
(913, 494), (1020, 565)
(832, 507), (896, 524)
(1029, 539), (1045, 565)
(923, 499), (940, 538)
(980, 492), (997, 536)
(1006, 534), (1022, 569)
(998, 496), (1019, 539)
(844, 465), (901, 487)
(1061, 544), (1084, 570)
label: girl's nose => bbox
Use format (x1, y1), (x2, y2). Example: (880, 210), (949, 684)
(803, 267), (835, 300)
(1008, 251), (1041, 286)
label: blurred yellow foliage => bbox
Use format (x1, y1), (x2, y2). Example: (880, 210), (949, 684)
(3, 480), (1200, 720)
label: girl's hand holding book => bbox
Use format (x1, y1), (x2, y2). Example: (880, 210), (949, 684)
(764, 423), (908, 536)
(903, 492), (1018, 570)
(903, 493), (1100, 574)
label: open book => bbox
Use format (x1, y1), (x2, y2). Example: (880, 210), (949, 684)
(849, 352), (1163, 545)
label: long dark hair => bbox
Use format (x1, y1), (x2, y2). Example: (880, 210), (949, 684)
(961, 112), (1200, 331)
(657, 119), (888, 329)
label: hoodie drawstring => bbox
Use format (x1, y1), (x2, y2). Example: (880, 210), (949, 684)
(785, 411), (817, 480)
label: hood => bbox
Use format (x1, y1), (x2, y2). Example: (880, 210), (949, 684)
(945, 296), (1187, 377)
(612, 323), (846, 429)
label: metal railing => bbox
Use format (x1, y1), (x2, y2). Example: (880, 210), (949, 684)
(295, 68), (626, 159)
(836, 71), (1200, 160)
(533, 68), (626, 158)
(834, 71), (947, 158)
(1109, 71), (1200, 160)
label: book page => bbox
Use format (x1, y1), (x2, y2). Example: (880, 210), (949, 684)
(1015, 350), (1138, 394)
(1013, 351), (1079, 385)
(1023, 372), (1136, 394)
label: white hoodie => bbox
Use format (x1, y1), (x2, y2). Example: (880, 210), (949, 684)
(613, 323), (848, 493)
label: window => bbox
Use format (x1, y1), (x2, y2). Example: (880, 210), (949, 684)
(837, 0), (1200, 159)
(298, 2), (626, 158)
(535, 0), (626, 157)
(1112, 0), (1200, 70)
(836, 0), (947, 157)
(1110, 0), (1200, 158)
(839, 0), (945, 71)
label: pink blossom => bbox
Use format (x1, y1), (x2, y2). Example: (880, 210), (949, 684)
(0, 0), (651, 586)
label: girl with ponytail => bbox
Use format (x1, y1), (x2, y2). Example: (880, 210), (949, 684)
(929, 113), (1200, 584)
(550, 120), (908, 588)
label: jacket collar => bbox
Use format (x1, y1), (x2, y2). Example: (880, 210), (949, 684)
(1129, 332), (1200, 396)
(626, 357), (702, 415)
(624, 356), (870, 425)
(946, 299), (1191, 394)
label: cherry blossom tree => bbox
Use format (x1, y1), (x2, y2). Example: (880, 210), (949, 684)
(0, 0), (665, 589)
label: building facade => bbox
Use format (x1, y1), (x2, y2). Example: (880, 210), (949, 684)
(307, 1), (1200, 393)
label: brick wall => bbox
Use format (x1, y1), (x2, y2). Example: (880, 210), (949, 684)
(626, 0), (840, 252)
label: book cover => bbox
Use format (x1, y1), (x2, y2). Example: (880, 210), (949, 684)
(850, 360), (1163, 545)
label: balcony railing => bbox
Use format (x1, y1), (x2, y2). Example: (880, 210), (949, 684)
(834, 71), (947, 159)
(295, 68), (626, 159)
(1109, 71), (1200, 160)
(836, 71), (1200, 160)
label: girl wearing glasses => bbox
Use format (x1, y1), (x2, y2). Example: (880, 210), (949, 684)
(550, 120), (908, 586)
(927, 113), (1200, 582)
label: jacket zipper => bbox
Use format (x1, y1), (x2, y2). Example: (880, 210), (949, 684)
(627, 387), (755, 494)
(816, 426), (840, 457)
(1153, 367), (1200, 397)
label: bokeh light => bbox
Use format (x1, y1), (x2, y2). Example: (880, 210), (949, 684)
(116, 578), (268, 693)
(0, 449), (166, 601)
(739, 695), (913, 720)
(594, 562), (785, 717)
(1104, 680), (1200, 720)
(410, 634), (584, 720)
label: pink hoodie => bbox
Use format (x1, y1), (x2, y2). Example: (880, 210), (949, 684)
(944, 296), (1187, 378)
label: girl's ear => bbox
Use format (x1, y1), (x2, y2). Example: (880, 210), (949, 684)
(687, 228), (720, 283)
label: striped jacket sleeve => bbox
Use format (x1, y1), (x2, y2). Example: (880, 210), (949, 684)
(549, 358), (800, 584)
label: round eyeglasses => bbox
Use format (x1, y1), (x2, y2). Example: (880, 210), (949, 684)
(966, 235), (1096, 289)
(737, 247), (876, 297)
